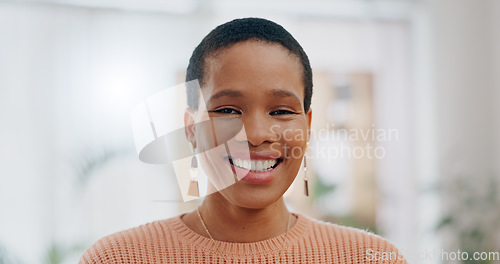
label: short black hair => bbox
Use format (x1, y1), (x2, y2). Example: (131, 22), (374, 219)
(186, 17), (313, 113)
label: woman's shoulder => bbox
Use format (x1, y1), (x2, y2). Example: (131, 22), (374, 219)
(79, 215), (183, 264)
(302, 214), (395, 244)
(298, 214), (407, 263)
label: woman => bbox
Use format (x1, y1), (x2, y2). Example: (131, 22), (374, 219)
(80, 18), (407, 264)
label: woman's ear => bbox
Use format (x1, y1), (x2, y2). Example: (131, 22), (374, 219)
(184, 108), (196, 149)
(306, 108), (312, 142)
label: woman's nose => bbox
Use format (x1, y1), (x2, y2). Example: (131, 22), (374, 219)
(235, 113), (278, 147)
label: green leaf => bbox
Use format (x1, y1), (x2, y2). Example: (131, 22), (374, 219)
(435, 215), (453, 231)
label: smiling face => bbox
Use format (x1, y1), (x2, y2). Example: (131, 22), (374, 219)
(185, 41), (312, 209)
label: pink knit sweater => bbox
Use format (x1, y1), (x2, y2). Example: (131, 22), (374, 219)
(80, 213), (407, 263)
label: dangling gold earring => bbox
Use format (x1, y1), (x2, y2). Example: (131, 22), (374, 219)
(188, 144), (199, 197)
(304, 142), (309, 196)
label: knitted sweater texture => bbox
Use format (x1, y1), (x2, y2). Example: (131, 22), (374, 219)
(80, 213), (407, 263)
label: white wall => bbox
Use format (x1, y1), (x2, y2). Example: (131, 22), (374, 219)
(428, 0), (500, 257)
(0, 3), (59, 262)
(494, 0), (500, 177)
(431, 0), (497, 175)
(0, 2), (206, 262)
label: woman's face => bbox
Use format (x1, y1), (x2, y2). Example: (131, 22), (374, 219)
(186, 41), (311, 209)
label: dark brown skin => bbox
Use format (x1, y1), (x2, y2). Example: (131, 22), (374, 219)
(183, 41), (312, 242)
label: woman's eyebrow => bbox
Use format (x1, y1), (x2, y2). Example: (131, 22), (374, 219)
(270, 89), (301, 103)
(207, 89), (301, 104)
(207, 90), (243, 105)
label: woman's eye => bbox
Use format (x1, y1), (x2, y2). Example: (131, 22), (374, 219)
(270, 109), (295, 115)
(213, 108), (241, 115)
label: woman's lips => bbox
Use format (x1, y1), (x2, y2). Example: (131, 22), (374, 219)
(227, 158), (282, 184)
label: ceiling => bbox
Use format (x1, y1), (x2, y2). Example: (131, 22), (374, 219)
(9, 0), (417, 20)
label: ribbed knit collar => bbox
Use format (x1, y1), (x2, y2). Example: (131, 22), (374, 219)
(169, 213), (310, 257)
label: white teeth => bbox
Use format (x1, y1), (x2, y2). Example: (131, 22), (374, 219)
(233, 158), (251, 170)
(256, 161), (263, 171)
(231, 158), (278, 172)
(251, 160), (257, 170)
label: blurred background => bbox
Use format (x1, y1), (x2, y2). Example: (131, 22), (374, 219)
(0, 0), (499, 263)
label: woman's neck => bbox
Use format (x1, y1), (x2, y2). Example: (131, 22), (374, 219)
(183, 193), (293, 243)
